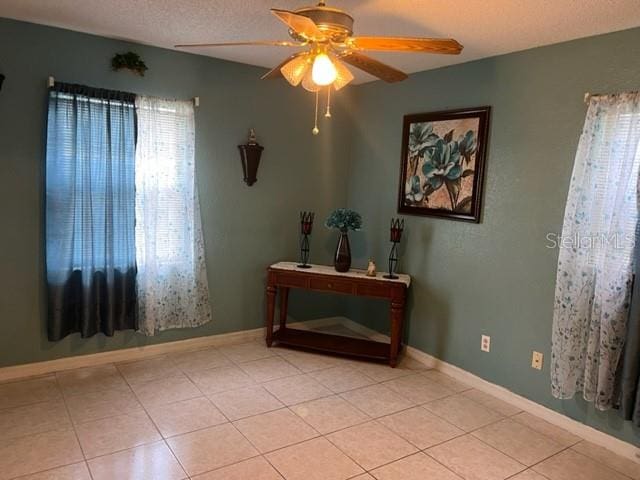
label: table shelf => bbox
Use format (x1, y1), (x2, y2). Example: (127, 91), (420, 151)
(273, 327), (390, 362)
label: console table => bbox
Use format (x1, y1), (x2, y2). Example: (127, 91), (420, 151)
(265, 262), (411, 367)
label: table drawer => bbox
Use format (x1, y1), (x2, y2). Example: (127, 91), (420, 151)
(273, 272), (309, 288)
(309, 277), (354, 294)
(356, 282), (394, 298)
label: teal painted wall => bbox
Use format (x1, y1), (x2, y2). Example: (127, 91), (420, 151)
(2, 15), (640, 446)
(0, 18), (352, 367)
(345, 28), (640, 445)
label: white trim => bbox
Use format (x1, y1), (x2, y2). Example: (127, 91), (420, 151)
(334, 316), (640, 463)
(405, 344), (640, 461)
(0, 328), (263, 383)
(0, 317), (345, 384)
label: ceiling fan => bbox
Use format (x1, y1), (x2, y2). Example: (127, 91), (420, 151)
(176, 1), (463, 134)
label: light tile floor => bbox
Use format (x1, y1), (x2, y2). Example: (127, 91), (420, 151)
(1, 334), (640, 479)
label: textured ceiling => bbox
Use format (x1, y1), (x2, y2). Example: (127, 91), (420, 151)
(1, 0), (639, 84)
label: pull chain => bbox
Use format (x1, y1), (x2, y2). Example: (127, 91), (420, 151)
(312, 89), (319, 135)
(325, 86), (332, 118)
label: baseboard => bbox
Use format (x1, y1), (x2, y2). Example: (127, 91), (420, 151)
(0, 317), (346, 384)
(0, 328), (263, 383)
(406, 344), (640, 462)
(333, 316), (640, 463)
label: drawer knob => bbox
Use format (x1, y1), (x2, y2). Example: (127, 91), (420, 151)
(328, 283), (333, 288)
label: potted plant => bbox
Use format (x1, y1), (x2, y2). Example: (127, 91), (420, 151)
(111, 52), (148, 77)
(325, 208), (362, 272)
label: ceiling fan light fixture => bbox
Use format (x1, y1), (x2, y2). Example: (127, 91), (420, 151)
(332, 57), (354, 90)
(301, 69), (321, 92)
(311, 52), (337, 86)
(280, 54), (311, 86)
(174, 2), (462, 134)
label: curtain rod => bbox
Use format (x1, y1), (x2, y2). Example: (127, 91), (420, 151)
(47, 76), (200, 107)
(584, 90), (639, 104)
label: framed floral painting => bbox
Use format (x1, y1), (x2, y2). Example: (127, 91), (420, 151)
(397, 106), (490, 222)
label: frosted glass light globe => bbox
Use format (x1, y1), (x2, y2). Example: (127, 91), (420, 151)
(311, 53), (337, 86)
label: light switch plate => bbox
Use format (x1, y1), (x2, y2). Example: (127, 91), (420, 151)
(481, 335), (491, 353)
(532, 351), (543, 370)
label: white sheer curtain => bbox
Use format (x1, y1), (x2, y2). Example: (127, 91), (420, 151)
(135, 96), (211, 335)
(551, 92), (640, 409)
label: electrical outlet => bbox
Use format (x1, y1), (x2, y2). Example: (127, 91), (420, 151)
(481, 335), (491, 352)
(532, 351), (544, 370)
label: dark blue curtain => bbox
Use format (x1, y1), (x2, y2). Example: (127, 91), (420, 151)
(615, 267), (640, 424)
(46, 83), (138, 340)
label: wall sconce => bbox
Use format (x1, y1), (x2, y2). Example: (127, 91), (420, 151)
(238, 129), (264, 186)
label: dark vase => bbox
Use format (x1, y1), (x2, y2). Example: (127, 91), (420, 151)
(334, 231), (351, 272)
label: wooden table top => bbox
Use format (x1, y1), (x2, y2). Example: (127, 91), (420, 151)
(269, 261), (411, 287)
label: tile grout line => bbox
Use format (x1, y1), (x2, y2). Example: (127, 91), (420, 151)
(329, 420), (413, 474)
(282, 340), (585, 479)
(55, 364), (179, 468)
(556, 447), (636, 480)
(52, 374), (95, 480)
(4, 339), (636, 480)
(4, 348), (441, 478)
(416, 398), (575, 478)
(1, 344), (451, 479)
(8, 459), (92, 480)
(75, 346), (518, 478)
(158, 344), (280, 478)
(121, 353), (194, 479)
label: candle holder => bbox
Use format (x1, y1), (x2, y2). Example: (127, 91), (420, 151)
(297, 211), (314, 268)
(384, 218), (404, 279)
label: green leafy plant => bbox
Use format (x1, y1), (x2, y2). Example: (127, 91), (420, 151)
(408, 123), (439, 176)
(111, 52), (148, 76)
(458, 130), (477, 164)
(325, 208), (362, 233)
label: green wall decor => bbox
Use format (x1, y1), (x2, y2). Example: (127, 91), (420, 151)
(398, 107), (491, 222)
(111, 51), (148, 76)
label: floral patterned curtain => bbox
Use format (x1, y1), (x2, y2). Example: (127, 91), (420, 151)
(134, 96), (211, 335)
(551, 93), (640, 410)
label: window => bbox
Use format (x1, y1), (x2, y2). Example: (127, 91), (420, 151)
(551, 92), (640, 410)
(45, 84), (211, 340)
(583, 111), (640, 269)
(134, 96), (210, 335)
(45, 84), (137, 340)
(135, 99), (195, 266)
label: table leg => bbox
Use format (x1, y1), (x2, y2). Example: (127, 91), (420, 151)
(266, 285), (277, 347)
(389, 300), (404, 367)
(279, 287), (289, 331)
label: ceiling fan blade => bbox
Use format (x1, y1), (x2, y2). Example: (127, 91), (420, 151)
(175, 40), (303, 48)
(271, 8), (325, 41)
(349, 36), (463, 54)
(261, 52), (309, 81)
(340, 52), (408, 83)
